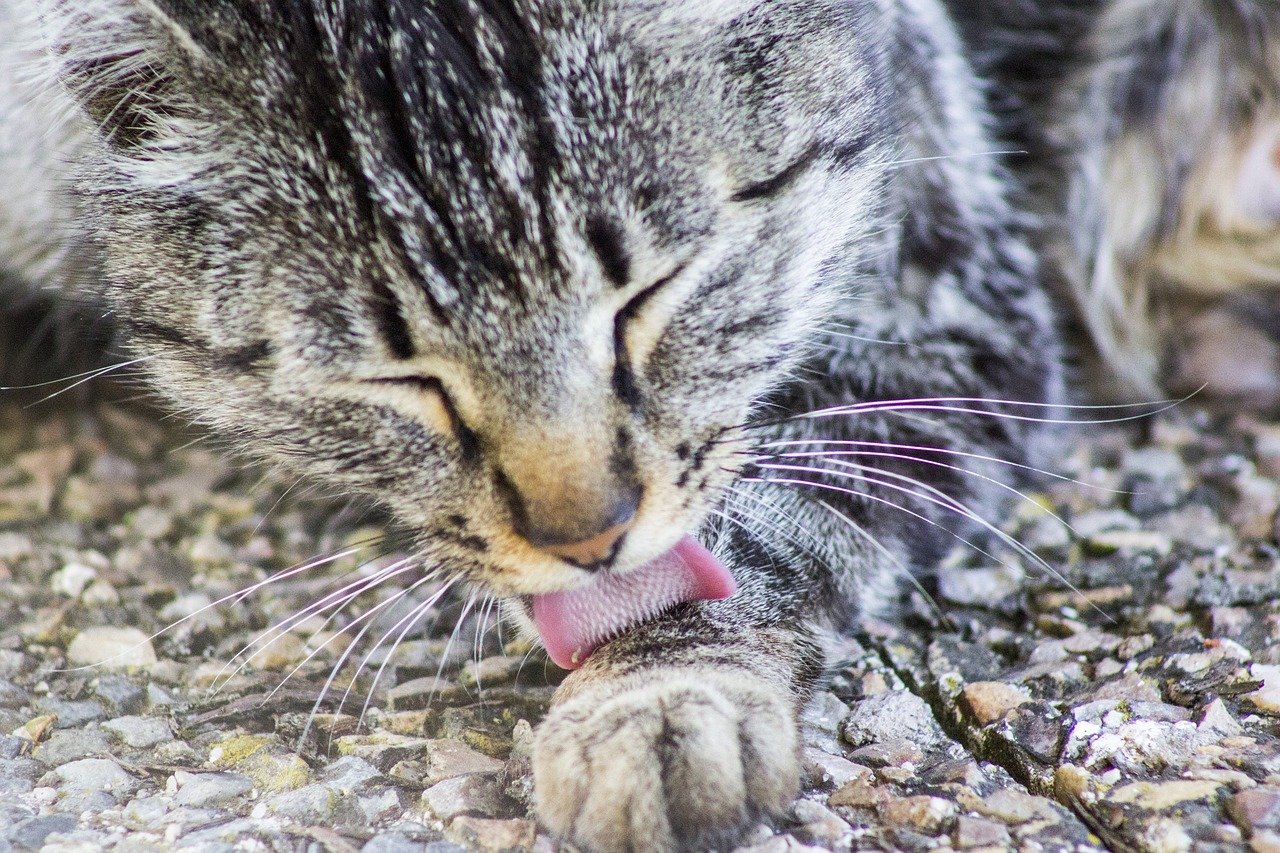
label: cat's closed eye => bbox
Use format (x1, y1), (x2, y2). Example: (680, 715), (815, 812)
(613, 264), (688, 405)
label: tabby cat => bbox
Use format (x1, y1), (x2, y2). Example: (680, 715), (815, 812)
(13, 0), (1254, 849)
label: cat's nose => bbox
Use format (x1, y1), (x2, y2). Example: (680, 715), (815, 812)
(511, 485), (641, 569)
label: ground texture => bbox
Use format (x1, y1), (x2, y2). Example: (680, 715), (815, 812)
(4, 394), (1280, 852)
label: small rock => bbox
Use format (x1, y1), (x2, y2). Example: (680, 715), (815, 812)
(33, 729), (113, 765)
(1231, 787), (1280, 831)
(424, 774), (515, 822)
(953, 815), (1011, 849)
(1110, 780), (1224, 810)
(878, 796), (956, 835)
(791, 799), (849, 846)
(960, 682), (1031, 725)
(173, 770), (255, 807)
(66, 627), (156, 668)
(246, 633), (308, 671)
(972, 787), (1055, 824)
(847, 738), (924, 768)
(1200, 698), (1245, 738)
(939, 563), (1025, 606)
(1085, 529), (1173, 557)
(54, 758), (137, 796)
(102, 716), (172, 748)
(50, 562), (97, 597)
(36, 698), (108, 730)
(803, 748), (869, 790)
(267, 783), (360, 825)
(841, 691), (945, 751)
(318, 756), (383, 793)
(11, 815), (79, 850)
(447, 816), (536, 852)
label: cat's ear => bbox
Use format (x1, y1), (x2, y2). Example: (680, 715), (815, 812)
(36, 0), (211, 149)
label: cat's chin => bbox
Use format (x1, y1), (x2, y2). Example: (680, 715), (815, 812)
(528, 536), (737, 670)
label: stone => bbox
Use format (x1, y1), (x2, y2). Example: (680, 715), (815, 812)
(267, 783), (361, 826)
(91, 676), (146, 715)
(953, 815), (1011, 849)
(33, 729), (113, 765)
(11, 815), (79, 850)
(841, 691), (945, 751)
(847, 738), (924, 769)
(172, 771), (255, 807)
(318, 756), (383, 793)
(102, 715), (173, 748)
(35, 698), (107, 728)
(1085, 529), (1173, 557)
(878, 796), (956, 835)
(1245, 666), (1280, 714)
(1110, 780), (1224, 810)
(802, 748), (869, 790)
(419, 738), (504, 785)
(1231, 787), (1280, 831)
(972, 787), (1056, 824)
(447, 817), (536, 852)
(54, 758), (138, 796)
(0, 757), (42, 795)
(959, 681), (1031, 725)
(66, 627), (156, 668)
(424, 774), (514, 822)
(363, 833), (441, 853)
(791, 799), (850, 847)
(939, 564), (1025, 606)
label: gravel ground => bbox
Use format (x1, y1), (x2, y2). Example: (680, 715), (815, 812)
(5, 391), (1280, 852)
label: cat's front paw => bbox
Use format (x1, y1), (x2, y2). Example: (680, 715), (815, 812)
(532, 669), (799, 852)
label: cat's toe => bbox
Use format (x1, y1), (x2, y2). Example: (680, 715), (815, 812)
(532, 670), (799, 852)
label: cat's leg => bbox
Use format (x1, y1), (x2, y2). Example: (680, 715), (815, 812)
(1044, 0), (1280, 399)
(531, 3), (1062, 849)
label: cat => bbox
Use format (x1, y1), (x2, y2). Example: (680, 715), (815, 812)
(0, 0), (1067, 849)
(948, 0), (1280, 408)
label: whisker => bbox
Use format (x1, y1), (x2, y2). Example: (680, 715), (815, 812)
(351, 577), (459, 732)
(747, 438), (1124, 493)
(753, 461), (1097, 614)
(756, 449), (1080, 538)
(0, 354), (158, 392)
(56, 540), (383, 673)
(811, 499), (951, 626)
(221, 557), (419, 694)
(299, 576), (446, 752)
(21, 355), (160, 407)
(264, 564), (430, 702)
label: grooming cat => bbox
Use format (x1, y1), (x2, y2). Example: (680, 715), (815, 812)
(950, 0), (1280, 407)
(1, 0), (1063, 849)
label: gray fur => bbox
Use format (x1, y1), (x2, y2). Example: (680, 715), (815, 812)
(951, 0), (1280, 399)
(1, 0), (1062, 848)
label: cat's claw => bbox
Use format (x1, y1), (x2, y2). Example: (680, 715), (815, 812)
(533, 669), (799, 852)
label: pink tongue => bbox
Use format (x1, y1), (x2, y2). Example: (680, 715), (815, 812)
(531, 535), (737, 670)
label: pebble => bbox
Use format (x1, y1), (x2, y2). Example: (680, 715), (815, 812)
(54, 758), (138, 796)
(841, 690), (945, 751)
(1231, 787), (1280, 831)
(792, 800), (850, 846)
(66, 627), (156, 669)
(877, 796), (956, 835)
(34, 729), (113, 765)
(102, 716), (172, 748)
(446, 817), (536, 851)
(172, 771), (255, 807)
(959, 681), (1031, 725)
(423, 774), (513, 822)
(953, 815), (1011, 849)
(266, 783), (361, 826)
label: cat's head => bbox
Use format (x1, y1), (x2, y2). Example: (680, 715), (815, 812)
(42, 0), (887, 596)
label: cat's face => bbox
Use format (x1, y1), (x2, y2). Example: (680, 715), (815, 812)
(54, 0), (884, 595)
